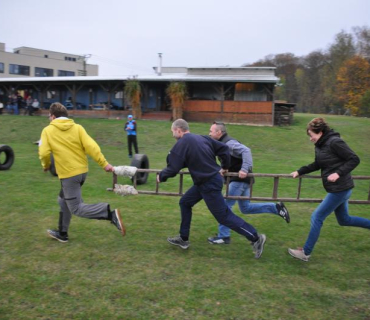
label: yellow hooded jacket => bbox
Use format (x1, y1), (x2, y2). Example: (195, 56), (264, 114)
(39, 118), (109, 179)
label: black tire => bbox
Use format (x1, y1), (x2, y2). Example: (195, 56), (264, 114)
(0, 144), (15, 170)
(49, 153), (58, 177)
(130, 154), (149, 185)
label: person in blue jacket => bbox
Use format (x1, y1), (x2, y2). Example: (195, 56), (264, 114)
(124, 114), (138, 158)
(157, 119), (267, 259)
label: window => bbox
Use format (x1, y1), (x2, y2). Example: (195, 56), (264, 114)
(0, 62), (4, 73)
(58, 70), (75, 76)
(35, 67), (54, 77)
(65, 56), (77, 61)
(234, 83), (267, 102)
(9, 64), (30, 76)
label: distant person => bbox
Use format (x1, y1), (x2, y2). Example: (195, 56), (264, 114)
(39, 102), (125, 243)
(32, 99), (40, 114)
(124, 114), (138, 158)
(26, 96), (33, 115)
(288, 117), (370, 262)
(17, 93), (24, 113)
(207, 122), (290, 245)
(0, 101), (3, 115)
(7, 94), (19, 115)
(157, 119), (266, 259)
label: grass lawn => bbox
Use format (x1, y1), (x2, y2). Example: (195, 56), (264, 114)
(1, 113), (370, 319)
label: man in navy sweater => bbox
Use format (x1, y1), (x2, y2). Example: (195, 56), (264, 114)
(157, 119), (266, 259)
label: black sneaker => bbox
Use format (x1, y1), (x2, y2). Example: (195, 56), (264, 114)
(207, 235), (231, 244)
(277, 202), (290, 223)
(167, 235), (190, 249)
(251, 234), (266, 259)
(47, 229), (68, 243)
(111, 209), (126, 236)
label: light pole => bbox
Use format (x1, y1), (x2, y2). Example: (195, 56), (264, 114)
(79, 54), (91, 76)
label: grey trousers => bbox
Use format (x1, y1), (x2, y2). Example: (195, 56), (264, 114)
(58, 173), (109, 233)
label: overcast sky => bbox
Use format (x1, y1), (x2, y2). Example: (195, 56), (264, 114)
(1, 0), (369, 76)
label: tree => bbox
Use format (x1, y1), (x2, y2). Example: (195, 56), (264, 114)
(297, 51), (327, 113)
(360, 90), (370, 116)
(166, 82), (187, 120)
(353, 26), (370, 60)
(245, 53), (300, 104)
(328, 31), (356, 70)
(336, 56), (370, 115)
(124, 79), (142, 119)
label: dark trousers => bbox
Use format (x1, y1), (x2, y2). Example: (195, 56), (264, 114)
(127, 135), (138, 156)
(179, 174), (258, 242)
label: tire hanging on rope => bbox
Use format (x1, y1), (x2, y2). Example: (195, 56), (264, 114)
(130, 154), (149, 185)
(0, 144), (15, 170)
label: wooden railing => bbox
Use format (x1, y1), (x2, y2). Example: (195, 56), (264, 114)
(111, 170), (370, 205)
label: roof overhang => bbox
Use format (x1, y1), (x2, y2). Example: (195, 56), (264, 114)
(0, 74), (279, 84)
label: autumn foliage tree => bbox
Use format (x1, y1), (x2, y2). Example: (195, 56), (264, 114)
(243, 26), (370, 115)
(336, 55), (370, 115)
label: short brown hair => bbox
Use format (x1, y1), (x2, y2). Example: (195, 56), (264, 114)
(307, 117), (330, 135)
(50, 102), (68, 118)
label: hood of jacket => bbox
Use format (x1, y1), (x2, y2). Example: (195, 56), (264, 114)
(316, 129), (340, 148)
(50, 118), (75, 131)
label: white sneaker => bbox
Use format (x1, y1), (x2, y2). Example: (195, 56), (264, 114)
(252, 234), (266, 259)
(288, 247), (310, 262)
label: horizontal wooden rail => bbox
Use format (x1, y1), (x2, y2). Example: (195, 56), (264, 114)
(110, 169), (370, 205)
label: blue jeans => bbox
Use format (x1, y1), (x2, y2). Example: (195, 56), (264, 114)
(219, 181), (278, 238)
(7, 104), (19, 115)
(303, 189), (370, 255)
(179, 174), (259, 242)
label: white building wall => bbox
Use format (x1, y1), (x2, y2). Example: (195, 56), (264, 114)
(0, 43), (98, 78)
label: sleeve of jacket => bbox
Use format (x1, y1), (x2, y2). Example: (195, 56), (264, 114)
(228, 140), (253, 172)
(79, 125), (109, 168)
(297, 160), (320, 175)
(38, 128), (52, 169)
(330, 138), (360, 176)
(159, 151), (185, 182)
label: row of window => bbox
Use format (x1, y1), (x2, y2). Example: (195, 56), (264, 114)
(0, 63), (75, 77)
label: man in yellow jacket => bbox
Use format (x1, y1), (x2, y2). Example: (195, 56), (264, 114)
(39, 102), (125, 242)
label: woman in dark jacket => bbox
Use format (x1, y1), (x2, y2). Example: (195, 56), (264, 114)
(288, 117), (370, 262)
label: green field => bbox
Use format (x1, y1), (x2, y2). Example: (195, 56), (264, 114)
(1, 113), (370, 319)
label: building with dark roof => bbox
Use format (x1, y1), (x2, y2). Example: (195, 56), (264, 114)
(0, 65), (283, 125)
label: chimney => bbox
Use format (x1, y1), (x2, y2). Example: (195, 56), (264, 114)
(158, 53), (162, 76)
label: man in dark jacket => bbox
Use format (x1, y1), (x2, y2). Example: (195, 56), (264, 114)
(157, 119), (266, 259)
(207, 122), (290, 245)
